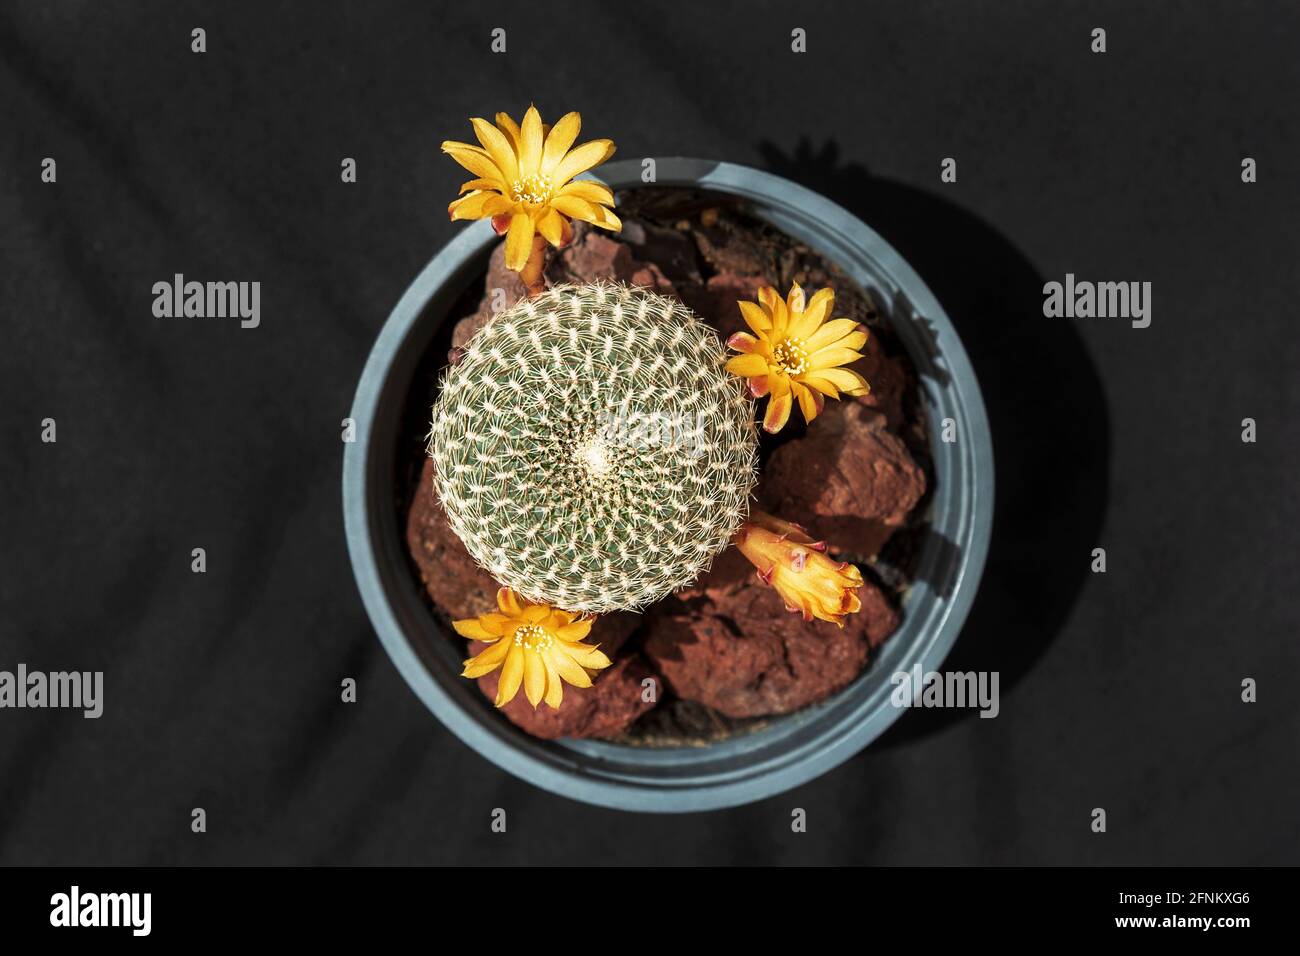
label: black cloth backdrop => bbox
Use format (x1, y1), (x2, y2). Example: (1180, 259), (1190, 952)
(2, 1), (1297, 865)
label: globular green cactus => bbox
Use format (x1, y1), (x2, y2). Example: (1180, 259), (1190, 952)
(429, 282), (758, 613)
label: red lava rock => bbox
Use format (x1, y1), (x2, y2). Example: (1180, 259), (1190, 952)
(759, 400), (926, 559)
(643, 578), (898, 718)
(677, 271), (770, 338)
(405, 459), (499, 621)
(450, 244), (528, 357)
(856, 334), (910, 430)
(675, 543), (753, 603)
(471, 642), (658, 740)
(554, 223), (676, 295)
(618, 218), (701, 286)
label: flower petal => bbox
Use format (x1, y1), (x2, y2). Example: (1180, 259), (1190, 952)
(809, 348), (868, 372)
(452, 618), (498, 641)
(542, 657), (564, 709)
(590, 206), (621, 232)
(763, 389), (793, 433)
(803, 318), (862, 352)
(495, 646), (524, 707)
(536, 207), (567, 246)
(567, 644), (612, 669)
(806, 366), (870, 395)
(738, 300), (773, 334)
(789, 288), (834, 339)
(497, 587), (524, 617)
(727, 331), (760, 353)
(550, 194), (602, 223)
(441, 143), (506, 185)
(470, 117), (519, 184)
(518, 105), (544, 176)
(523, 650), (546, 707)
(800, 374), (841, 399)
(555, 618), (593, 641)
(786, 282), (806, 313)
(793, 381), (823, 423)
(725, 353), (770, 378)
(461, 638), (511, 678)
(494, 112), (521, 151)
(541, 111), (582, 176)
(448, 191), (512, 221)
(551, 647), (594, 687)
(551, 139), (615, 186)
(748, 375), (770, 398)
(557, 178), (614, 206)
(459, 177), (502, 195)
(504, 212), (535, 271)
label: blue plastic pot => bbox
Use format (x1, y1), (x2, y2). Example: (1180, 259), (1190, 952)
(343, 158), (994, 812)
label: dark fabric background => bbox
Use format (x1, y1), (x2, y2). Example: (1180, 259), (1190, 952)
(2, 1), (1297, 865)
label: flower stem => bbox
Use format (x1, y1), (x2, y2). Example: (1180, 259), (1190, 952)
(520, 235), (549, 297)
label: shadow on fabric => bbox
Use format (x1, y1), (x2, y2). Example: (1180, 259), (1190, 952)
(758, 139), (1111, 749)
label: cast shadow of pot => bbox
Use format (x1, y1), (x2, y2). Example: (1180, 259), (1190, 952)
(757, 140), (1111, 747)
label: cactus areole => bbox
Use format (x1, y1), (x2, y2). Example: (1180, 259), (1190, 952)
(429, 282), (759, 613)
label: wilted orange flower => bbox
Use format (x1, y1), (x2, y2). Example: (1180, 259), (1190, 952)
(734, 510), (864, 627)
(454, 588), (612, 709)
(441, 106), (619, 273)
(724, 283), (870, 433)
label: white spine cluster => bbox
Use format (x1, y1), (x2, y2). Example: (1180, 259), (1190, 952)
(429, 282), (758, 613)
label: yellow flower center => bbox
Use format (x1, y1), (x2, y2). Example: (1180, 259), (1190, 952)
(511, 173), (552, 206)
(513, 623), (553, 653)
(772, 337), (810, 376)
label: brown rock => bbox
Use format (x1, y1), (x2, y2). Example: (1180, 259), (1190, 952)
(618, 217), (701, 286)
(472, 642), (657, 740)
(450, 243), (528, 357)
(552, 222), (676, 295)
(676, 271), (770, 338)
(643, 579), (898, 718)
(691, 222), (770, 277)
(674, 543), (753, 603)
(759, 401), (926, 558)
(856, 333), (910, 430)
(405, 458), (499, 621)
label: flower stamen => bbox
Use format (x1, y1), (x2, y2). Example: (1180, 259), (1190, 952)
(512, 623), (553, 652)
(510, 173), (552, 206)
(772, 337), (809, 375)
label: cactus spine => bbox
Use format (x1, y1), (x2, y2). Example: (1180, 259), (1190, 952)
(429, 282), (758, 613)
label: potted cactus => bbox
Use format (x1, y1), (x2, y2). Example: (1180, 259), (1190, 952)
(342, 106), (994, 810)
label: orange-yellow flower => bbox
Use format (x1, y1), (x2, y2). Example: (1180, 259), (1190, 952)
(724, 283), (870, 433)
(442, 106), (620, 272)
(734, 510), (865, 627)
(454, 587), (612, 709)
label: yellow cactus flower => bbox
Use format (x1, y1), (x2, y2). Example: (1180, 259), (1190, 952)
(441, 106), (620, 277)
(454, 588), (612, 709)
(734, 510), (865, 628)
(724, 283), (871, 433)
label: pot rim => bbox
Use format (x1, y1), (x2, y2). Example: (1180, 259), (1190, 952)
(343, 158), (994, 812)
